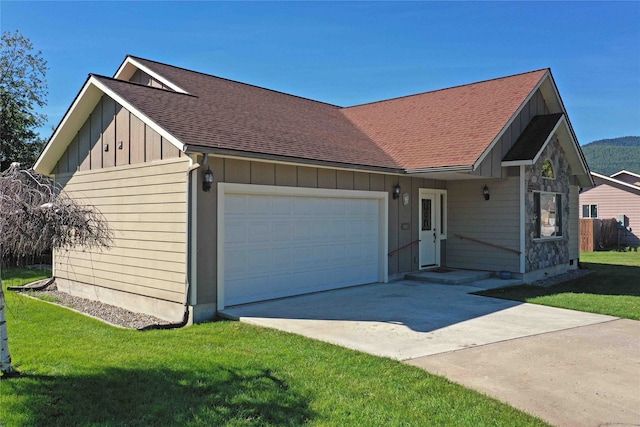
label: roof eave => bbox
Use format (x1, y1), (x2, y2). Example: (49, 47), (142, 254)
(611, 170), (640, 179)
(591, 172), (640, 191)
(114, 55), (190, 94)
(183, 145), (406, 175)
(472, 70), (551, 171)
(501, 114), (564, 167)
(405, 165), (474, 174)
(34, 76), (99, 175)
(35, 76), (186, 176)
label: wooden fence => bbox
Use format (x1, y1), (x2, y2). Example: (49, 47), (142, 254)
(580, 218), (622, 252)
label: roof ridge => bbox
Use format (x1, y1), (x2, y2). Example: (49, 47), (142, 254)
(125, 55), (343, 108)
(343, 68), (550, 110)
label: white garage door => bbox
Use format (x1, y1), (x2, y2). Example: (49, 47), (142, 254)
(218, 184), (387, 308)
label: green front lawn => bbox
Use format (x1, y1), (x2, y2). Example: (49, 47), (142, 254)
(0, 267), (550, 426)
(476, 251), (640, 320)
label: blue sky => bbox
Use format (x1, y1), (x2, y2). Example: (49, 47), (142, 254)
(2, 1), (639, 145)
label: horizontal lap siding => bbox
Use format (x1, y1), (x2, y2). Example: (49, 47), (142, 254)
(580, 183), (640, 246)
(54, 158), (190, 303)
(196, 156), (447, 305)
(446, 177), (520, 272)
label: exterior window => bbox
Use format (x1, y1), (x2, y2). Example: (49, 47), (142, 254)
(581, 204), (598, 218)
(440, 193), (445, 235)
(422, 199), (432, 231)
(535, 192), (562, 238)
(541, 159), (555, 179)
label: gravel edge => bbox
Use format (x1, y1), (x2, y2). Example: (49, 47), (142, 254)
(24, 282), (174, 330)
(528, 268), (594, 287)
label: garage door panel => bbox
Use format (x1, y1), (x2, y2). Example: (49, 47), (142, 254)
(222, 188), (385, 307)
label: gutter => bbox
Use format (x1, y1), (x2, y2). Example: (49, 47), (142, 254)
(183, 145), (406, 175)
(405, 165), (474, 174)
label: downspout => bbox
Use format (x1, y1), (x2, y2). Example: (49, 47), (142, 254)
(140, 154), (204, 331)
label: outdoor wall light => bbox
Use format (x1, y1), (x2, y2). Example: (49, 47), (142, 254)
(483, 185), (490, 201)
(203, 167), (214, 192)
(393, 183), (401, 200)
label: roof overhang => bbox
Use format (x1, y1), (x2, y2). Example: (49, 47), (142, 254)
(591, 171), (640, 192)
(114, 55), (189, 94)
(501, 116), (593, 187)
(34, 75), (186, 175)
(502, 114), (564, 166)
(183, 145), (405, 176)
(472, 70), (552, 172)
(472, 71), (578, 172)
(611, 170), (640, 180)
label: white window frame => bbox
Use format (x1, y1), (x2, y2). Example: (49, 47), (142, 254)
(534, 191), (563, 240)
(581, 204), (598, 219)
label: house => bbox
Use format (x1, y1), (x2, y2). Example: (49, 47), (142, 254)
(580, 170), (640, 247)
(34, 56), (593, 323)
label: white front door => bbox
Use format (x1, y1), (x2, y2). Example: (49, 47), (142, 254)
(419, 192), (437, 268)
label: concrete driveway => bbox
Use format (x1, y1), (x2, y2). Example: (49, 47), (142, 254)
(221, 280), (640, 427)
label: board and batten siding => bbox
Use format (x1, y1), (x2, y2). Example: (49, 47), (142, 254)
(53, 94), (181, 175)
(446, 177), (521, 272)
(580, 182), (640, 246)
(473, 90), (549, 178)
(195, 156), (446, 307)
(54, 157), (191, 321)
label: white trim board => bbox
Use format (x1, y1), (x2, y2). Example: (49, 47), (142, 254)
(216, 183), (389, 310)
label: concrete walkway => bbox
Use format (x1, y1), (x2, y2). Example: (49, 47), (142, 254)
(221, 280), (640, 426)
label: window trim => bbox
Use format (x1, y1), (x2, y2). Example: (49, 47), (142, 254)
(581, 204), (598, 219)
(534, 191), (563, 240)
(541, 159), (555, 180)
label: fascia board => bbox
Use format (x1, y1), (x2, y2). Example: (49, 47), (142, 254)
(543, 71), (592, 184)
(500, 115), (564, 168)
(472, 70), (550, 171)
(35, 76), (186, 175)
(592, 172), (640, 191)
(114, 56), (189, 94)
(90, 77), (186, 153)
(34, 77), (101, 174)
(502, 160), (533, 166)
(405, 165), (474, 174)
(555, 118), (594, 187)
(611, 170), (640, 180)
(531, 115), (565, 165)
(184, 146), (406, 176)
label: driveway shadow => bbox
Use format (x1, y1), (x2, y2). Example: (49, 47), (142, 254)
(221, 280), (616, 360)
(223, 281), (524, 333)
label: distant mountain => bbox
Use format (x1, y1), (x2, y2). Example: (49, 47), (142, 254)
(581, 136), (640, 176)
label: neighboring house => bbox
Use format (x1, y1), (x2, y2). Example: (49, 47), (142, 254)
(580, 170), (640, 247)
(34, 56), (593, 322)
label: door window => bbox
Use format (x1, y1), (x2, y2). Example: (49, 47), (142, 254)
(422, 199), (432, 231)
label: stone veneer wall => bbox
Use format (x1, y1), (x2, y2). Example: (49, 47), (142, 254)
(525, 135), (571, 272)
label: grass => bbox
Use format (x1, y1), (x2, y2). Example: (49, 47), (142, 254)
(0, 267), (550, 426)
(476, 251), (640, 320)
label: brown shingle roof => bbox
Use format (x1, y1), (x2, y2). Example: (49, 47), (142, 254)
(342, 69), (549, 170)
(98, 63), (403, 170)
(108, 57), (549, 171)
(503, 113), (564, 162)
